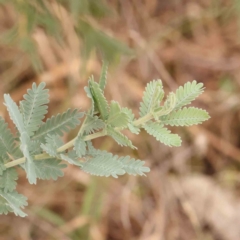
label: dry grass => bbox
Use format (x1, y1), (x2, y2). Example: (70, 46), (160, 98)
(1, 0), (240, 239)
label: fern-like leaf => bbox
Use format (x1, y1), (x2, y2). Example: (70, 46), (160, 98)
(60, 151), (82, 166)
(0, 196), (12, 215)
(81, 152), (125, 178)
(139, 80), (164, 117)
(144, 122), (181, 147)
(41, 135), (63, 157)
(0, 168), (18, 193)
(34, 158), (66, 180)
(20, 132), (37, 184)
(99, 61), (108, 91)
(29, 140), (42, 155)
(89, 79), (109, 120)
(33, 109), (84, 142)
(0, 117), (17, 160)
(122, 107), (140, 134)
(161, 107), (210, 126)
(74, 135), (86, 158)
(0, 163), (6, 175)
(156, 92), (176, 117)
(107, 101), (129, 128)
(4, 94), (25, 133)
(119, 156), (150, 176)
(107, 126), (136, 149)
(20, 82), (49, 136)
(0, 190), (28, 217)
(175, 80), (204, 109)
(84, 82), (95, 115)
(83, 115), (105, 134)
(82, 151), (149, 178)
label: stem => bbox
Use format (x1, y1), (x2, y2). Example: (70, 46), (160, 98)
(4, 131), (107, 169)
(133, 113), (152, 126)
(4, 113), (153, 169)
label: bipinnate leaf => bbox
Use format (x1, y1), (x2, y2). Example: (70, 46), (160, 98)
(41, 135), (63, 157)
(84, 81), (95, 115)
(99, 61), (108, 91)
(33, 109), (84, 142)
(144, 122), (181, 147)
(122, 107), (140, 134)
(158, 92), (176, 116)
(107, 126), (136, 149)
(175, 80), (204, 109)
(83, 115), (105, 134)
(160, 107), (210, 126)
(0, 164), (6, 175)
(107, 101), (129, 128)
(0, 117), (17, 159)
(60, 150), (82, 166)
(20, 132), (37, 184)
(34, 158), (66, 180)
(0, 168), (18, 192)
(82, 153), (125, 178)
(139, 80), (164, 117)
(89, 79), (109, 120)
(81, 151), (149, 178)
(20, 82), (49, 136)
(29, 140), (42, 155)
(119, 156), (150, 176)
(4, 94), (25, 134)
(74, 135), (86, 158)
(0, 190), (28, 217)
(0, 196), (12, 215)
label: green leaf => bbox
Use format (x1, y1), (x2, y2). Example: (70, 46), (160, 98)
(119, 156), (150, 176)
(81, 152), (125, 178)
(20, 132), (37, 184)
(144, 122), (181, 147)
(41, 135), (63, 157)
(122, 107), (140, 134)
(107, 126), (136, 149)
(160, 107), (210, 126)
(20, 82), (49, 136)
(0, 196), (12, 215)
(0, 117), (17, 160)
(107, 101), (129, 128)
(84, 81), (95, 115)
(0, 163), (6, 175)
(60, 151), (82, 167)
(139, 80), (164, 117)
(175, 81), (204, 109)
(74, 135), (86, 158)
(81, 151), (149, 178)
(29, 140), (42, 155)
(33, 109), (84, 142)
(83, 115), (105, 134)
(34, 158), (66, 180)
(0, 168), (18, 193)
(0, 190), (28, 217)
(89, 79), (109, 120)
(99, 61), (108, 91)
(4, 94), (25, 134)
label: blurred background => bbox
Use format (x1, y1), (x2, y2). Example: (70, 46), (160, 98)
(0, 0), (240, 239)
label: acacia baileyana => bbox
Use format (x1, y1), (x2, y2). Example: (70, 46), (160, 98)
(0, 64), (209, 217)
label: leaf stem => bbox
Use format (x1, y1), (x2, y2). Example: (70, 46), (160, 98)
(133, 113), (152, 126)
(4, 113), (152, 169)
(4, 131), (106, 169)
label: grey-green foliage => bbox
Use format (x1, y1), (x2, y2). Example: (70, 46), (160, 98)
(20, 82), (49, 137)
(0, 65), (209, 218)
